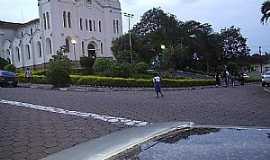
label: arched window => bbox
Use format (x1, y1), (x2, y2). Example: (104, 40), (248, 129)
(43, 13), (47, 30)
(99, 20), (102, 32)
(46, 38), (52, 54)
(68, 12), (71, 28)
(85, 19), (88, 30)
(89, 20), (92, 31)
(80, 18), (83, 30)
(93, 20), (96, 31)
(46, 12), (50, 29)
(65, 38), (70, 52)
(26, 45), (31, 60)
(37, 42), (42, 57)
(16, 47), (20, 62)
(116, 20), (119, 33)
(81, 41), (85, 56)
(63, 11), (67, 28)
(101, 42), (103, 55)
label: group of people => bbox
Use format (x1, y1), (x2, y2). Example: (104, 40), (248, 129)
(215, 70), (245, 87)
(153, 69), (246, 99)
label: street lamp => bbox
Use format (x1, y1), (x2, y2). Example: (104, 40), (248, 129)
(259, 46), (263, 73)
(123, 12), (134, 64)
(71, 39), (77, 61)
(161, 44), (166, 50)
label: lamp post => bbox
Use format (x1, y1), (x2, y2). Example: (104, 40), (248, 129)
(123, 12), (134, 64)
(71, 39), (77, 61)
(259, 46), (263, 73)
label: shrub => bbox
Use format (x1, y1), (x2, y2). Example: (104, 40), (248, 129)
(111, 63), (133, 78)
(0, 57), (9, 69)
(32, 70), (46, 76)
(80, 56), (95, 72)
(18, 75), (48, 84)
(134, 62), (148, 74)
(47, 52), (72, 87)
(93, 58), (114, 75)
(4, 64), (16, 72)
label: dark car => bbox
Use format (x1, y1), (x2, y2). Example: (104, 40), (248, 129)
(42, 122), (270, 160)
(0, 70), (18, 87)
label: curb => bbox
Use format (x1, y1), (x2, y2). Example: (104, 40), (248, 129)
(17, 83), (258, 93)
(264, 87), (270, 94)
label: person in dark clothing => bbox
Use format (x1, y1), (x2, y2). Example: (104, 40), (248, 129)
(240, 72), (245, 86)
(153, 74), (164, 98)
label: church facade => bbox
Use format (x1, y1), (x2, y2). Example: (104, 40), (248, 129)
(0, 0), (122, 68)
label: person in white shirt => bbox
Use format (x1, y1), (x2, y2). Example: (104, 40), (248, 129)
(153, 74), (164, 98)
(25, 67), (32, 83)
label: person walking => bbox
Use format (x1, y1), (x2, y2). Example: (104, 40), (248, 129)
(223, 70), (230, 87)
(215, 72), (221, 87)
(25, 67), (32, 83)
(153, 74), (164, 98)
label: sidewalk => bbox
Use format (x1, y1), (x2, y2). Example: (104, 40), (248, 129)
(18, 82), (256, 93)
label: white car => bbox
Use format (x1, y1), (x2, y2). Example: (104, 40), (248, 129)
(262, 71), (270, 87)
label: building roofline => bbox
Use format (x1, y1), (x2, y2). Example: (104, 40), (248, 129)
(0, 18), (40, 30)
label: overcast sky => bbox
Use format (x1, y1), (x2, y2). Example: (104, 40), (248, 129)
(0, 0), (269, 53)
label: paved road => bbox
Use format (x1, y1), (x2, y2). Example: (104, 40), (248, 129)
(0, 84), (270, 160)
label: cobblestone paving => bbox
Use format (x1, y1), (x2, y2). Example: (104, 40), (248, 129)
(0, 84), (270, 160)
(0, 105), (125, 160)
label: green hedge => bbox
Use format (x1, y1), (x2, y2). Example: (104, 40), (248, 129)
(18, 75), (216, 88)
(18, 75), (48, 84)
(71, 75), (215, 88)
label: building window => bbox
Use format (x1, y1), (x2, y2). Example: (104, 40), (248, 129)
(37, 42), (42, 58)
(46, 12), (50, 29)
(93, 20), (96, 31)
(82, 41), (85, 56)
(101, 42), (103, 55)
(65, 38), (70, 52)
(16, 47), (20, 62)
(46, 38), (52, 54)
(116, 20), (119, 33)
(113, 20), (116, 33)
(26, 45), (31, 60)
(85, 19), (88, 30)
(43, 13), (47, 30)
(80, 18), (83, 30)
(87, 0), (92, 4)
(63, 11), (67, 28)
(68, 12), (71, 28)
(99, 20), (102, 32)
(30, 28), (33, 35)
(89, 20), (92, 31)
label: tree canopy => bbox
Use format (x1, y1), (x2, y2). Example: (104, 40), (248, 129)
(112, 8), (250, 73)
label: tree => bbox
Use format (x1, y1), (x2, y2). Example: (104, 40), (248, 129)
(261, 1), (270, 24)
(221, 26), (250, 59)
(47, 49), (72, 87)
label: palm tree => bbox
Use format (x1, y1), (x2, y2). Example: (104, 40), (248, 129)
(261, 1), (270, 24)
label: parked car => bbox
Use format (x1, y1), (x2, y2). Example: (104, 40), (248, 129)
(262, 71), (270, 87)
(42, 122), (270, 160)
(0, 70), (18, 87)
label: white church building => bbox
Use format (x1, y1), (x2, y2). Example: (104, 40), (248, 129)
(0, 0), (122, 68)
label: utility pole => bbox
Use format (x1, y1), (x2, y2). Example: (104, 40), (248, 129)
(259, 46), (263, 73)
(123, 12), (134, 64)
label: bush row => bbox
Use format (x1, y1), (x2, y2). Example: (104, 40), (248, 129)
(18, 74), (216, 88)
(18, 75), (48, 84)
